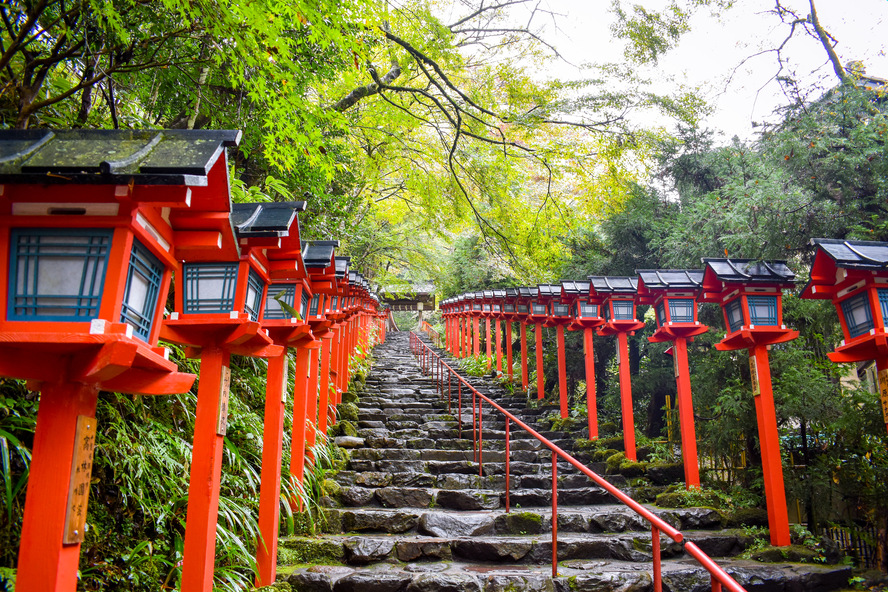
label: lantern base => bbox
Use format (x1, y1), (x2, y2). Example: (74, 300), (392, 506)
(0, 330), (195, 395)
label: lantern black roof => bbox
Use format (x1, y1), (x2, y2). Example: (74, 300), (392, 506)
(334, 256), (350, 279)
(492, 289), (506, 298)
(636, 269), (704, 290)
(537, 284), (560, 298)
(0, 129), (241, 185)
(482, 290), (494, 299)
(810, 238), (888, 270)
(588, 276), (638, 294)
(300, 240), (339, 269)
(517, 287), (535, 299)
(231, 202), (305, 239)
(701, 259), (795, 283)
(505, 288), (519, 298)
(561, 280), (591, 295)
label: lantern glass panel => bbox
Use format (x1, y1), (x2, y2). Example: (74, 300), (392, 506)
(120, 239), (163, 341)
(840, 292), (874, 338)
(474, 303), (481, 311)
(612, 300), (634, 320)
(264, 284), (296, 320)
(668, 298), (695, 323)
(309, 294), (320, 317)
(552, 303), (569, 317)
(532, 303), (547, 315)
(747, 295), (778, 326)
(9, 228), (112, 321)
(184, 262), (238, 314)
(493, 303), (501, 312)
(504, 303), (515, 312)
(244, 268), (265, 321)
(655, 302), (666, 326)
(331, 295), (339, 312)
(517, 304), (529, 314)
(483, 304), (491, 312)
(725, 297), (743, 333)
(880, 289), (888, 325)
(300, 291), (310, 319)
(580, 303), (598, 318)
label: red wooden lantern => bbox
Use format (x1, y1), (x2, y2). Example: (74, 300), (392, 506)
(515, 287), (534, 392)
(328, 256), (351, 409)
(238, 201), (315, 586)
(162, 200), (312, 590)
(528, 286), (555, 400)
(481, 289), (495, 367)
(491, 288), (507, 374)
(700, 258), (798, 547)
(500, 288), (520, 382)
(539, 284), (572, 418)
(302, 240), (340, 450)
(470, 291), (482, 357)
(562, 280), (605, 439)
(637, 269), (707, 488)
(592, 276), (645, 461)
(801, 238), (888, 436)
(0, 129), (231, 590)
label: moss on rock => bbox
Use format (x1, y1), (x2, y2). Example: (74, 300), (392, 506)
(337, 402), (360, 423)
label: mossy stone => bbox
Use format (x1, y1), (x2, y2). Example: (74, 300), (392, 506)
(654, 492), (686, 508)
(337, 402), (360, 422)
(321, 479), (341, 498)
(341, 390), (359, 404)
(593, 448), (620, 462)
(252, 583), (292, 591)
(277, 537), (344, 564)
(618, 460), (647, 478)
(749, 544), (821, 563)
(727, 507), (769, 527)
(606, 452), (626, 473)
(598, 436), (624, 451)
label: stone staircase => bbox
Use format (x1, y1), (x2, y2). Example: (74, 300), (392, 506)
(278, 332), (852, 592)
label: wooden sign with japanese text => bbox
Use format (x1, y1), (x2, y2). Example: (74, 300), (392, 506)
(749, 356), (760, 396)
(63, 415), (96, 544)
(216, 365), (231, 436)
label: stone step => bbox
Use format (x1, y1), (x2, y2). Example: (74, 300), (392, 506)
(322, 505), (726, 536)
(280, 528), (754, 567)
(281, 556), (852, 592)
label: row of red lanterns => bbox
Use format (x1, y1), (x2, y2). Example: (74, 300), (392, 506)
(0, 130), (388, 590)
(441, 246), (888, 548)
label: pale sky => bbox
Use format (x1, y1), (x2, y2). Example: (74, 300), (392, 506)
(540, 0), (888, 141)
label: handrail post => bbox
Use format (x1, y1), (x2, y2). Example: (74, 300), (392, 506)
(652, 526), (662, 592)
(505, 417), (511, 513)
(472, 389), (477, 459)
(552, 451), (558, 578)
(458, 380), (463, 439)
(711, 574), (722, 592)
(448, 371), (452, 414)
(478, 398), (483, 477)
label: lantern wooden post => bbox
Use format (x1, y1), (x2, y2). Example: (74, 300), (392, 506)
(583, 328), (598, 439)
(474, 312), (481, 357)
(701, 258), (798, 547)
(535, 322), (545, 400)
(592, 276), (645, 461)
(562, 280), (605, 440)
(555, 324), (568, 417)
(537, 285), (571, 418)
(516, 287), (533, 393)
(182, 347), (231, 589)
(16, 381), (99, 591)
(801, 239), (888, 437)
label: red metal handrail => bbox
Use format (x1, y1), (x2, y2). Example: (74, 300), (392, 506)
(409, 332), (746, 592)
(420, 321), (443, 349)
